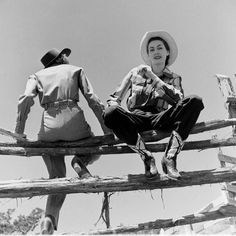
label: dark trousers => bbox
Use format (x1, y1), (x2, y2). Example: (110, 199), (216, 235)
(103, 95), (204, 145)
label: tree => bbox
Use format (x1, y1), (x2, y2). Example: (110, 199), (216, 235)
(0, 207), (43, 235)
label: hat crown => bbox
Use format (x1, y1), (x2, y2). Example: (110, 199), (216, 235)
(41, 48), (61, 68)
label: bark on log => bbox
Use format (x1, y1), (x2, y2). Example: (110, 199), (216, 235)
(0, 167), (236, 198)
(0, 137), (235, 156)
(0, 118), (235, 148)
(84, 204), (236, 234)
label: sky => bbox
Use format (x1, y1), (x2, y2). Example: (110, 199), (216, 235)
(0, 0), (236, 234)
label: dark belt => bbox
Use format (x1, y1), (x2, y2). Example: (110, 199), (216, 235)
(43, 99), (77, 110)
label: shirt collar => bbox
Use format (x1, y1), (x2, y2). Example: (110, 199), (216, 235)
(162, 67), (174, 78)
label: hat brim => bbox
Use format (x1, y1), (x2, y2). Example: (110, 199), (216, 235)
(140, 31), (178, 66)
(59, 48), (71, 57)
(45, 48), (71, 68)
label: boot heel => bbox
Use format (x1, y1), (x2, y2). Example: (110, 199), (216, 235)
(73, 163), (82, 174)
(72, 160), (92, 178)
(161, 160), (167, 174)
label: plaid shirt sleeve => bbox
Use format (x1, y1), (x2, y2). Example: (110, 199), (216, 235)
(157, 74), (184, 106)
(172, 76), (184, 97)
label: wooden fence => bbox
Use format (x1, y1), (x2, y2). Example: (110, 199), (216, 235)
(1, 74), (236, 234)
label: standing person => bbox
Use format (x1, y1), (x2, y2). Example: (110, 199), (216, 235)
(103, 31), (204, 180)
(14, 48), (111, 234)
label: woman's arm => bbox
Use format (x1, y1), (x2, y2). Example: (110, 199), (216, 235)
(15, 75), (38, 134)
(78, 69), (111, 134)
(107, 71), (132, 107)
(140, 66), (183, 105)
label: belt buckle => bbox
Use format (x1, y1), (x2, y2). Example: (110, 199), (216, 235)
(54, 101), (60, 110)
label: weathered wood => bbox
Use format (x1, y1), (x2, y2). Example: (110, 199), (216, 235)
(0, 167), (236, 198)
(218, 153), (236, 165)
(215, 74), (236, 101)
(0, 118), (236, 148)
(0, 136), (236, 157)
(0, 128), (28, 142)
(83, 204), (236, 234)
(104, 192), (111, 228)
(197, 196), (224, 214)
(225, 183), (236, 195)
(215, 75), (236, 135)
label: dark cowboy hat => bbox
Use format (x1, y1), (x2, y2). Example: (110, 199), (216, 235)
(40, 48), (71, 68)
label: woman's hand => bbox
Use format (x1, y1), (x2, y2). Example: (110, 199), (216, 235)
(137, 65), (165, 88)
(12, 132), (28, 143)
(107, 100), (119, 107)
(137, 64), (152, 77)
(13, 133), (27, 139)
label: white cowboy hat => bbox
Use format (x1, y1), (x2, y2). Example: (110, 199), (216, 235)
(140, 31), (178, 66)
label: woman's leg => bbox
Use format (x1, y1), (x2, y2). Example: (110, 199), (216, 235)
(103, 105), (146, 145)
(103, 105), (158, 178)
(152, 95), (204, 180)
(71, 153), (100, 178)
(41, 154), (66, 234)
(152, 95), (204, 140)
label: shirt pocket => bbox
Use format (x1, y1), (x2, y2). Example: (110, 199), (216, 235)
(128, 77), (153, 108)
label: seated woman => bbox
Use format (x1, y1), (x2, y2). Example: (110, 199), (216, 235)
(103, 31), (204, 180)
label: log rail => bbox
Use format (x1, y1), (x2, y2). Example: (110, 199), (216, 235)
(84, 204), (236, 234)
(0, 119), (235, 157)
(0, 167), (236, 198)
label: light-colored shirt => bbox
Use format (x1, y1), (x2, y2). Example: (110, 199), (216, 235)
(107, 66), (184, 113)
(15, 64), (109, 139)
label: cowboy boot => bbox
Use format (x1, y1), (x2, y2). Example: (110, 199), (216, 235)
(161, 131), (184, 180)
(41, 216), (54, 235)
(129, 134), (158, 178)
(71, 157), (92, 178)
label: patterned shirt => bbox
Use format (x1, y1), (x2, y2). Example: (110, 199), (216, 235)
(107, 66), (184, 113)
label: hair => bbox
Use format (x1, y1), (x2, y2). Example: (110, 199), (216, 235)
(55, 55), (65, 64)
(147, 37), (170, 66)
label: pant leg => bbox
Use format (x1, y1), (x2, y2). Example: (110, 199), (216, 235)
(103, 105), (149, 145)
(71, 153), (100, 167)
(151, 95), (204, 140)
(42, 154), (66, 230)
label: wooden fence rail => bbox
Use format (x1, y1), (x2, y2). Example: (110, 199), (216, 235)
(84, 204), (236, 234)
(0, 118), (234, 157)
(0, 167), (236, 198)
(0, 136), (235, 157)
(0, 118), (235, 148)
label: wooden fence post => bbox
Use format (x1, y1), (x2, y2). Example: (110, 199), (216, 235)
(215, 74), (236, 135)
(216, 74), (236, 233)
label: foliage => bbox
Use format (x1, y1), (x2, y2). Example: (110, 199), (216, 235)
(0, 207), (43, 235)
